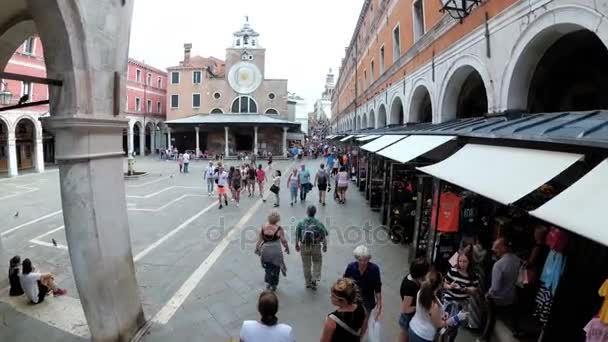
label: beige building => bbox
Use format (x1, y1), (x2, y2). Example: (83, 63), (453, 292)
(166, 20), (299, 157)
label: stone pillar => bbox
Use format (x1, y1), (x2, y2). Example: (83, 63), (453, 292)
(45, 117), (145, 342)
(167, 127), (172, 150)
(283, 126), (288, 157)
(224, 126), (229, 157)
(253, 126), (258, 155)
(139, 125), (145, 155)
(150, 128), (156, 154)
(32, 1), (144, 340)
(7, 132), (18, 177)
(195, 126), (200, 158)
(127, 123), (134, 156)
(35, 135), (45, 173)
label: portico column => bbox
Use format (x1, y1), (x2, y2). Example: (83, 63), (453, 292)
(127, 123), (134, 156)
(224, 126), (229, 157)
(150, 128), (156, 154)
(195, 127), (200, 157)
(167, 127), (172, 150)
(7, 132), (18, 177)
(35, 134), (45, 173)
(253, 126), (258, 155)
(45, 117), (144, 342)
(282, 126), (288, 157)
(139, 125), (145, 155)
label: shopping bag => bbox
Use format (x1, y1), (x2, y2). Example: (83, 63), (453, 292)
(367, 310), (381, 342)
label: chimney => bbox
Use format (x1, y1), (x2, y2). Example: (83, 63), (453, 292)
(184, 43), (192, 65)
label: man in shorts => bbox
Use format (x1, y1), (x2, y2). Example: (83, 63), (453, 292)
(314, 164), (329, 206)
(216, 164), (229, 209)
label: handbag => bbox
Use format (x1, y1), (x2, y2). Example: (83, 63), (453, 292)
(270, 184), (279, 194)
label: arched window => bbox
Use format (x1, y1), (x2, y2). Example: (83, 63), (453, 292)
(231, 96), (258, 113)
(210, 108), (224, 114)
(265, 108), (279, 115)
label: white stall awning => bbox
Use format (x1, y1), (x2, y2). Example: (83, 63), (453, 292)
(530, 159), (608, 246)
(361, 135), (406, 152)
(378, 135), (456, 164)
(326, 135), (335, 139)
(357, 135), (380, 142)
(417, 144), (583, 205)
(340, 135), (357, 142)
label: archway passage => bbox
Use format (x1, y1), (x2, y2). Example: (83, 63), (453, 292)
(389, 98), (404, 126)
(410, 86), (433, 123)
(369, 110), (376, 129)
(442, 66), (488, 120)
(14, 118), (36, 171)
(42, 128), (55, 164)
(527, 30), (608, 112)
(133, 123), (141, 155)
(362, 114), (368, 129)
(456, 71), (487, 118)
(0, 120), (8, 173)
(145, 122), (154, 155)
(377, 106), (387, 128)
(122, 129), (128, 155)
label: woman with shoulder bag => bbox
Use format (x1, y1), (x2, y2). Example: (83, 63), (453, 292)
(320, 277), (368, 342)
(270, 170), (281, 208)
(255, 211), (290, 291)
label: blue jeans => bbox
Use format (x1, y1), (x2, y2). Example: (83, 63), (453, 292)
(206, 178), (214, 193)
(183, 162), (189, 173)
(290, 187), (298, 203)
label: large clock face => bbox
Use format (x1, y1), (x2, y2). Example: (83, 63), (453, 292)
(228, 62), (262, 94)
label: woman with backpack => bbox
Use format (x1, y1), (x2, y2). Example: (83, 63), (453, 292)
(255, 211), (290, 292)
(315, 164), (330, 206)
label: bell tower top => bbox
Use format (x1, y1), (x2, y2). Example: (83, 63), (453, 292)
(232, 16), (261, 49)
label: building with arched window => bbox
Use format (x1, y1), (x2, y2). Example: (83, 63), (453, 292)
(165, 19), (300, 157)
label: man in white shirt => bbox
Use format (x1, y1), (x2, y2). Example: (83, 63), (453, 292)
(216, 164), (229, 209)
(183, 152), (190, 173)
(204, 162), (215, 196)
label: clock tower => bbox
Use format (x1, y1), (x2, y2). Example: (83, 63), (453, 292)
(226, 18), (266, 94)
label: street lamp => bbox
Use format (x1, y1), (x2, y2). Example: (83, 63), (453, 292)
(439, 0), (483, 21)
(0, 81), (12, 105)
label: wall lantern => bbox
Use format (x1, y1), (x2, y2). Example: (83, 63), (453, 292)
(439, 0), (482, 21)
(0, 82), (12, 105)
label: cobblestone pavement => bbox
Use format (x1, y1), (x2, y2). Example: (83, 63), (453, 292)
(0, 156), (477, 341)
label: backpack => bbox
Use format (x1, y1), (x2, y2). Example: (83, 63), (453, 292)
(318, 170), (328, 187)
(302, 221), (321, 245)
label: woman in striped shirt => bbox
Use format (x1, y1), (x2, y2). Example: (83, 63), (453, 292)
(443, 252), (479, 342)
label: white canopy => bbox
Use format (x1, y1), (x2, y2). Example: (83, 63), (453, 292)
(530, 159), (608, 246)
(357, 135), (381, 142)
(378, 135), (456, 164)
(360, 135), (406, 152)
(340, 135), (357, 142)
(417, 144), (583, 205)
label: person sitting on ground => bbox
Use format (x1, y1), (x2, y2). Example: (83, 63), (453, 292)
(240, 290), (295, 342)
(19, 258), (66, 304)
(320, 277), (369, 342)
(9, 255), (24, 297)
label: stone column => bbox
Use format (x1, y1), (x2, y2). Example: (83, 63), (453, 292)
(253, 126), (258, 155)
(127, 123), (134, 156)
(7, 132), (18, 177)
(224, 126), (229, 157)
(35, 135), (45, 173)
(167, 127), (172, 150)
(45, 117), (144, 342)
(139, 125), (145, 155)
(195, 126), (200, 158)
(150, 128), (156, 154)
(282, 126), (288, 157)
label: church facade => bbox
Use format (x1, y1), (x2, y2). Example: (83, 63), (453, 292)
(165, 20), (300, 157)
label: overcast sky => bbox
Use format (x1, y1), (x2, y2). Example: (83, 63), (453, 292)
(129, 0), (364, 113)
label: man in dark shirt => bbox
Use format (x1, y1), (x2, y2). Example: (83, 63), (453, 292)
(343, 245), (382, 320)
